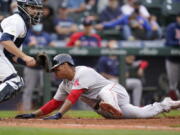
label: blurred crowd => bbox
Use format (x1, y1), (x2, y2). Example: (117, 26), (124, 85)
(0, 0), (164, 45)
(0, 0), (179, 110)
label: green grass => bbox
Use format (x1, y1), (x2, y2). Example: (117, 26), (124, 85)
(157, 110), (180, 117)
(0, 110), (102, 118)
(0, 110), (179, 118)
(0, 127), (179, 135)
(0, 111), (17, 118)
(65, 110), (102, 118)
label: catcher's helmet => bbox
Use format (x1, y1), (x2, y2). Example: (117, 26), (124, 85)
(17, 0), (43, 25)
(50, 53), (75, 71)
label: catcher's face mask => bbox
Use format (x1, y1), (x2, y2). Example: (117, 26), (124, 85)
(17, 0), (43, 25)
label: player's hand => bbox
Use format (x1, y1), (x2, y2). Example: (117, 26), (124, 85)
(22, 55), (36, 67)
(43, 112), (62, 120)
(15, 113), (36, 119)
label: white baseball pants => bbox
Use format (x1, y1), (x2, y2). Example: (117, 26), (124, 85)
(98, 83), (165, 118)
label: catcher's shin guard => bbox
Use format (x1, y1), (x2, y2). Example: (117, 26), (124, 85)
(0, 74), (24, 103)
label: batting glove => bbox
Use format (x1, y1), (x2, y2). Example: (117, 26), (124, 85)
(15, 113), (36, 119)
(43, 112), (62, 120)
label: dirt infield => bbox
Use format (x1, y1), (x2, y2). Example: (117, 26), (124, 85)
(0, 117), (180, 131)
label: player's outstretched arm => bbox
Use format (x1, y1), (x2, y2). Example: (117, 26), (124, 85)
(15, 99), (63, 119)
(43, 99), (72, 120)
(43, 89), (85, 120)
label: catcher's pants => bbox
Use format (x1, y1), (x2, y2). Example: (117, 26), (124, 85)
(126, 78), (143, 106)
(22, 67), (43, 110)
(98, 83), (165, 118)
(165, 59), (180, 92)
(0, 50), (24, 103)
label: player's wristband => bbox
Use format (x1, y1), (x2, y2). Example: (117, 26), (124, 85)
(17, 58), (26, 66)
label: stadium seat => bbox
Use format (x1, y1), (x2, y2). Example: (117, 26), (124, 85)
(162, 0), (180, 16)
(138, 0), (164, 25)
(97, 29), (122, 40)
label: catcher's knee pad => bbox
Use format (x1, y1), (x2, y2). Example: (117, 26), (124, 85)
(0, 74), (24, 103)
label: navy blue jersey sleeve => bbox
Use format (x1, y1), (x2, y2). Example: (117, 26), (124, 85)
(0, 33), (14, 42)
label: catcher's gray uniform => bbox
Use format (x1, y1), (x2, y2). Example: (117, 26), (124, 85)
(53, 66), (170, 118)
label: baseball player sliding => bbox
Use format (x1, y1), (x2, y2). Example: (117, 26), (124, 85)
(16, 53), (180, 119)
(0, 0), (43, 103)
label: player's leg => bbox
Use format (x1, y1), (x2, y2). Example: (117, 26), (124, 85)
(112, 83), (180, 118)
(120, 97), (180, 118)
(105, 83), (180, 119)
(0, 74), (24, 103)
(80, 95), (122, 119)
(82, 83), (180, 119)
(98, 83), (121, 110)
(165, 59), (180, 100)
(126, 78), (143, 106)
(80, 83), (124, 118)
(22, 67), (40, 110)
(0, 54), (24, 103)
(97, 83), (129, 118)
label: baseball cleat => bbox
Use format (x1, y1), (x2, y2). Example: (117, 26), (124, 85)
(161, 97), (180, 112)
(99, 102), (122, 117)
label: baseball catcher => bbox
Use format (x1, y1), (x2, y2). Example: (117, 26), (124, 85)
(15, 54), (180, 119)
(0, 0), (43, 103)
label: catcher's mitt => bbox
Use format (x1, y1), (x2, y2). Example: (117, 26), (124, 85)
(36, 52), (51, 72)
